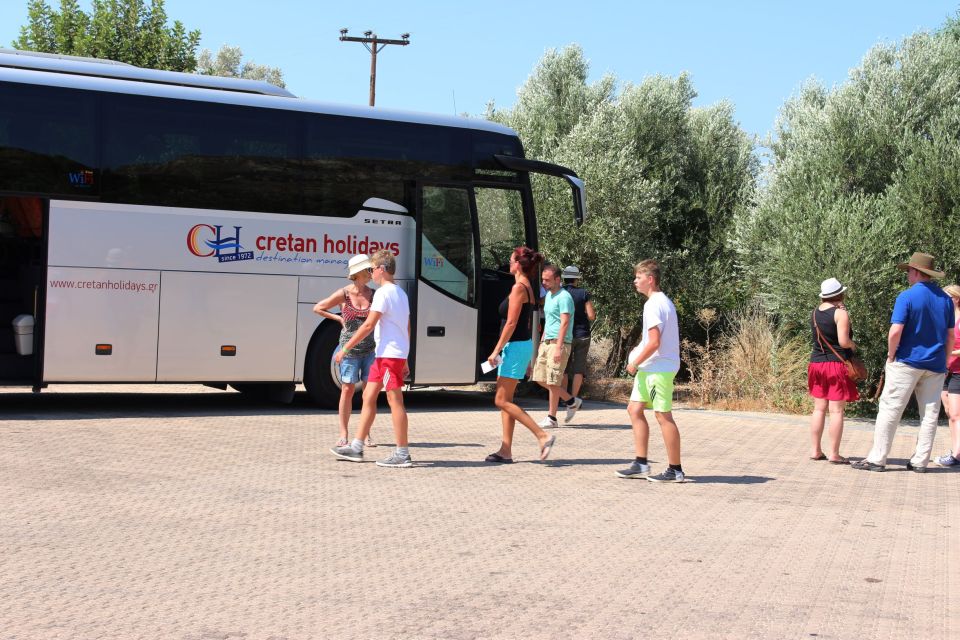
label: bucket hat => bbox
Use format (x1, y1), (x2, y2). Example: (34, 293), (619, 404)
(561, 265), (582, 280)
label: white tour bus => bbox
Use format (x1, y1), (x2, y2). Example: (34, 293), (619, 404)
(0, 49), (586, 406)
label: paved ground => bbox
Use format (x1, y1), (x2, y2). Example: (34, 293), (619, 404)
(0, 384), (957, 640)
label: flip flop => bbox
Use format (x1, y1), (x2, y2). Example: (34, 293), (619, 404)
(809, 454), (827, 461)
(335, 437), (349, 447)
(485, 452), (513, 464)
(828, 457), (850, 465)
(540, 435), (557, 461)
(365, 436), (377, 448)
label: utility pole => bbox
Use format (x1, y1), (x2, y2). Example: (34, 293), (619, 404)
(339, 29), (410, 107)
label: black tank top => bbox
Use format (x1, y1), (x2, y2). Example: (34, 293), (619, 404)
(810, 307), (853, 362)
(499, 284), (536, 342)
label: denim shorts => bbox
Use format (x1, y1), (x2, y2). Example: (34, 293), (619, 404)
(339, 352), (375, 384)
(498, 339), (533, 380)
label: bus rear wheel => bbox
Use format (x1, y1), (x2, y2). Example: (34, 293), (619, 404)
(303, 323), (342, 408)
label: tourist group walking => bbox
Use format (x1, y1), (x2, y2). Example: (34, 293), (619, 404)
(317, 245), (958, 480)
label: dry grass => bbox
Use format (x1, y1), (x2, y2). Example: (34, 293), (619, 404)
(547, 306), (813, 416)
(683, 303), (811, 414)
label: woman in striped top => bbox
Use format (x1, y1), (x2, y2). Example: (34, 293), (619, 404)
(314, 254), (377, 448)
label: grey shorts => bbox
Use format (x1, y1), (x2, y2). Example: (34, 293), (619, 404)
(944, 372), (960, 394)
(564, 337), (591, 376)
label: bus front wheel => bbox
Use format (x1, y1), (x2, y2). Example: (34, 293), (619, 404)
(303, 323), (341, 408)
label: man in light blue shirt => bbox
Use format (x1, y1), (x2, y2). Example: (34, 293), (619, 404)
(853, 252), (954, 472)
(532, 264), (578, 428)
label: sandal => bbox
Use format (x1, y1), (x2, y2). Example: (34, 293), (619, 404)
(365, 435), (377, 448)
(335, 437), (349, 447)
(540, 435), (557, 461)
(828, 457), (850, 465)
(484, 452), (513, 463)
(809, 454), (827, 461)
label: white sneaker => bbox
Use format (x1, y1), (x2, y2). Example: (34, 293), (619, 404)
(564, 397), (583, 423)
(538, 415), (559, 429)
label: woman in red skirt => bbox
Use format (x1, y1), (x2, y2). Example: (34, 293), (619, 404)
(808, 278), (859, 464)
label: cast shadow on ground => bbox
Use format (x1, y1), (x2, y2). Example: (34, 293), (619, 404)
(543, 458), (632, 467)
(858, 457), (958, 473)
(685, 475), (774, 484)
(409, 442), (484, 448)
(562, 423), (631, 431)
(416, 460), (511, 469)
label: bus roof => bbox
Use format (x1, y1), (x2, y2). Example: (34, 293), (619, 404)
(0, 50), (518, 138)
(0, 47), (296, 98)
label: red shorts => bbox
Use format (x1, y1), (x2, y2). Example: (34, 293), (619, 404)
(808, 361), (860, 402)
(369, 357), (407, 391)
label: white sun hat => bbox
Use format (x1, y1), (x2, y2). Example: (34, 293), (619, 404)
(348, 254), (372, 277)
(819, 277), (847, 299)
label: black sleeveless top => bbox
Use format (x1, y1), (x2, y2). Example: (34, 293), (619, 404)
(810, 307), (853, 363)
(499, 283), (536, 342)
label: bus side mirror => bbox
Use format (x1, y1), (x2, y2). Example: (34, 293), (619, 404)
(563, 174), (587, 226)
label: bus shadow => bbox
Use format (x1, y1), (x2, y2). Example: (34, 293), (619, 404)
(0, 389), (495, 421)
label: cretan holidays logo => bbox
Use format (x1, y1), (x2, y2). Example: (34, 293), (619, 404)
(187, 224), (254, 263)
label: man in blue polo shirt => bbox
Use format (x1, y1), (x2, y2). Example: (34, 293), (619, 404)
(853, 252), (955, 473)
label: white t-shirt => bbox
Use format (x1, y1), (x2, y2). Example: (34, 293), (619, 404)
(371, 281), (410, 359)
(628, 291), (680, 373)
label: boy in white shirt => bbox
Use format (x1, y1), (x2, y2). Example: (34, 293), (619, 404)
(331, 249), (412, 468)
(616, 259), (685, 482)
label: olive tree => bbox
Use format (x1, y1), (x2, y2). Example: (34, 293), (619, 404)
(489, 46), (757, 372)
(733, 15), (960, 377)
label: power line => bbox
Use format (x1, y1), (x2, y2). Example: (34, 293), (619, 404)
(339, 29), (410, 107)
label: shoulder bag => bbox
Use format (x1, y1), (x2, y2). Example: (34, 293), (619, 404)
(812, 309), (868, 383)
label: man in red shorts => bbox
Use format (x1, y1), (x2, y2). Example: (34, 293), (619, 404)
(331, 249), (412, 467)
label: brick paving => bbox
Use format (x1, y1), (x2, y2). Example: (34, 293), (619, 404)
(0, 385), (957, 639)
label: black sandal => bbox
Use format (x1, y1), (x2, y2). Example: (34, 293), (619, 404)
(484, 452), (513, 463)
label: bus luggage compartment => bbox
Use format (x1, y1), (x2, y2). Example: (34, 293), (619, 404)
(156, 271), (297, 382)
(44, 266), (161, 381)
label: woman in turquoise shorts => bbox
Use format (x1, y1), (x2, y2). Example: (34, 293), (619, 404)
(484, 246), (556, 463)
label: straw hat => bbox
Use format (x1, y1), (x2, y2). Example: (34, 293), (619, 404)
(896, 252), (944, 279)
(819, 278), (847, 299)
(347, 254), (372, 277)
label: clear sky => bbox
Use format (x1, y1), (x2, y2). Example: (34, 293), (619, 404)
(1, 1), (957, 140)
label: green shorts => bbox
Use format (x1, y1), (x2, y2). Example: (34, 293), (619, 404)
(630, 371), (676, 412)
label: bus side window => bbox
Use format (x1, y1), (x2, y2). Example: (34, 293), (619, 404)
(0, 84), (97, 196)
(101, 95), (299, 214)
(475, 187), (525, 272)
(420, 186), (476, 305)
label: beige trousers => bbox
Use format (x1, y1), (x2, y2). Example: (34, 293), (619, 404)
(866, 360), (945, 467)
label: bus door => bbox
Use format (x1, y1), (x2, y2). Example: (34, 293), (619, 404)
(474, 185), (534, 378)
(412, 184), (479, 384)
